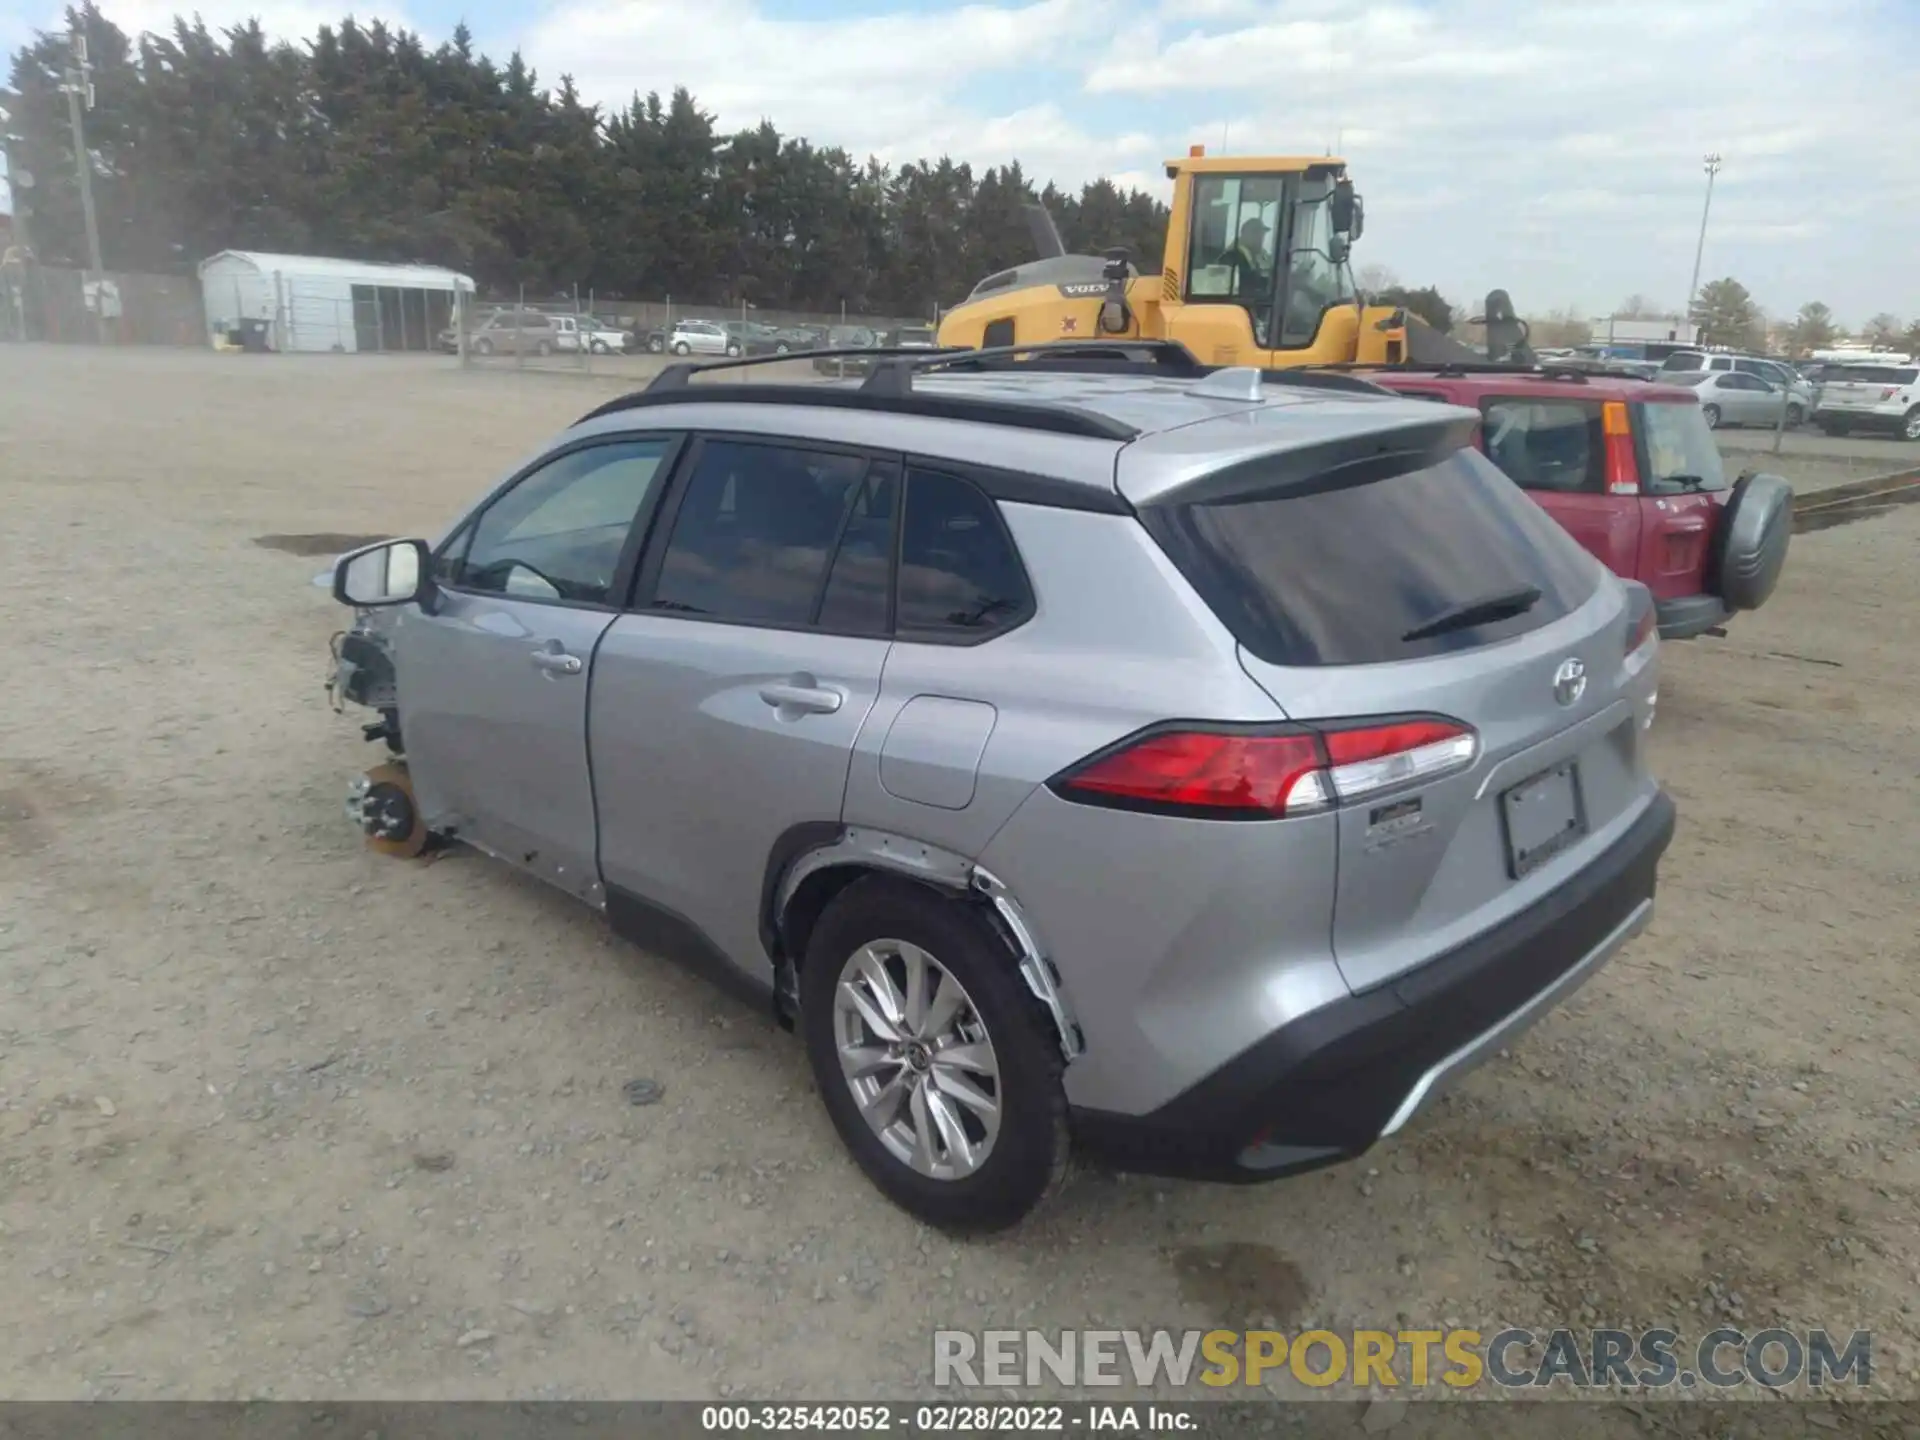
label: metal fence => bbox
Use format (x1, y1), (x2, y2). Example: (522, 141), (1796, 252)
(454, 287), (934, 375)
(0, 263), (205, 346)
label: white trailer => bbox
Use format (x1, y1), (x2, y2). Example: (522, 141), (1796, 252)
(197, 250), (475, 353)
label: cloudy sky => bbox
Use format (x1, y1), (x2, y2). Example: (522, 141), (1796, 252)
(4, 0), (1916, 325)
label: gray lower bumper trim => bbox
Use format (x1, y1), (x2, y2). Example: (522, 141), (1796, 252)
(1378, 897), (1653, 1138)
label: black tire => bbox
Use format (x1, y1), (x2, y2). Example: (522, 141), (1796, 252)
(725, 343), (742, 357)
(1903, 407), (1920, 442)
(775, 342), (790, 354)
(1709, 471), (1792, 611)
(473, 337), (493, 356)
(591, 339), (608, 354)
(1701, 403), (1721, 430)
(672, 341), (691, 355)
(800, 876), (1069, 1232)
(1786, 403), (1804, 428)
(536, 340), (552, 357)
(649, 336), (666, 353)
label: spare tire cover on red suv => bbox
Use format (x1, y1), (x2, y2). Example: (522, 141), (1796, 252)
(1709, 472), (1792, 610)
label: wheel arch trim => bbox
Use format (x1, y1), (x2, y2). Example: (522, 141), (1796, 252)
(769, 825), (1085, 1063)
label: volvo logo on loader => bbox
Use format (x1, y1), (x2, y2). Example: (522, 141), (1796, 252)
(1553, 658), (1587, 707)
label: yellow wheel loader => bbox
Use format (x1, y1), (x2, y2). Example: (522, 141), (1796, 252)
(936, 146), (1530, 369)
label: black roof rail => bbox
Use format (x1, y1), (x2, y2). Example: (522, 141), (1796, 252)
(864, 339), (1208, 392)
(575, 382), (1141, 442)
(573, 339), (1402, 437)
(641, 343), (964, 393)
(868, 339), (1398, 397)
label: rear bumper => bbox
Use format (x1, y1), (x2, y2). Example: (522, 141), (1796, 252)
(1069, 790), (1676, 1183)
(1655, 593), (1732, 639)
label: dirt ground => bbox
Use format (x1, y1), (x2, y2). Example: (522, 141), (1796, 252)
(2, 347), (1916, 1414)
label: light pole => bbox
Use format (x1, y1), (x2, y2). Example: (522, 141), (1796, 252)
(60, 24), (109, 343)
(1685, 152), (1721, 341)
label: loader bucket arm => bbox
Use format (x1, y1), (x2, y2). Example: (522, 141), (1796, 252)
(1400, 317), (1489, 366)
(1394, 289), (1537, 367)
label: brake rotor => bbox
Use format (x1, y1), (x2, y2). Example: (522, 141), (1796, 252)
(359, 761), (428, 859)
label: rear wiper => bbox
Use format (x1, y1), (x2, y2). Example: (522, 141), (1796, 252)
(1656, 474), (1713, 492)
(1401, 585), (1543, 643)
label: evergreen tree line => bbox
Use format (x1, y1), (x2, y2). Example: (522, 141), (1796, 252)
(3, 4), (1172, 314)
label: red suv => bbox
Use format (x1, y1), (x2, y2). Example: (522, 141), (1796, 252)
(1364, 366), (1792, 638)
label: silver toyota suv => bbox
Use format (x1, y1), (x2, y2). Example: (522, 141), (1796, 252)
(326, 341), (1674, 1231)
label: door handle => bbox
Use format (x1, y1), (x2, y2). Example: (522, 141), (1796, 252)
(530, 648), (583, 675)
(759, 682), (843, 715)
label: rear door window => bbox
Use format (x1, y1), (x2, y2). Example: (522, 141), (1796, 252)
(643, 439), (871, 625)
(1635, 402), (1728, 494)
(815, 468), (898, 635)
(1142, 448), (1600, 666)
(1479, 399), (1603, 493)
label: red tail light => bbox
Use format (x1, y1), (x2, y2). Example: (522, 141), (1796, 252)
(1051, 719), (1477, 819)
(1602, 401), (1639, 495)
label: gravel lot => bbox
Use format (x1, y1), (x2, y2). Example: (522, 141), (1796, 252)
(2, 347), (1916, 1412)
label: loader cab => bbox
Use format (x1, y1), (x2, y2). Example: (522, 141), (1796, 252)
(1160, 150), (1362, 366)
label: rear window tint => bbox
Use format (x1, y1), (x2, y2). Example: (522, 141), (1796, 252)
(1143, 449), (1600, 667)
(1636, 401), (1728, 494)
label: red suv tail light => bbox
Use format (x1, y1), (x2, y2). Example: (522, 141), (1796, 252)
(1601, 401), (1640, 495)
(1050, 718), (1478, 819)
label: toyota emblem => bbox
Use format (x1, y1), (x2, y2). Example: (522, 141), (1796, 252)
(1553, 657), (1587, 707)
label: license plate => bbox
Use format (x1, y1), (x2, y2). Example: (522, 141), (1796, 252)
(1500, 762), (1587, 879)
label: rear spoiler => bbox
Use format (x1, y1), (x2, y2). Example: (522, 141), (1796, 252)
(1124, 411), (1479, 509)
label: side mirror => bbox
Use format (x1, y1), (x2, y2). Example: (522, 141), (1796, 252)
(333, 538), (430, 608)
(1329, 178), (1363, 239)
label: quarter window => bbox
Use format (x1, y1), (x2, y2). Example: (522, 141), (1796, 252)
(1480, 400), (1603, 494)
(897, 468), (1034, 636)
(452, 439), (672, 605)
(649, 440), (869, 625)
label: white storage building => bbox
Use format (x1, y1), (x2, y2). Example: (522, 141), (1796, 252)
(197, 250), (476, 353)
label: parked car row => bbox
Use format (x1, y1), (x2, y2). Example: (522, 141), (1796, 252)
(438, 309), (631, 357)
(1646, 347), (1920, 441)
(1652, 350), (1813, 430)
(812, 326), (940, 376)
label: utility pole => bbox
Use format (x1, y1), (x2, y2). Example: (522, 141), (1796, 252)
(60, 24), (108, 343)
(1685, 152), (1721, 343)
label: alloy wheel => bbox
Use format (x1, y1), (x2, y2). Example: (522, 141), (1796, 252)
(831, 939), (1001, 1180)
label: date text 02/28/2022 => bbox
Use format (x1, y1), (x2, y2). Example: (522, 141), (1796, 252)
(700, 1404), (1193, 1431)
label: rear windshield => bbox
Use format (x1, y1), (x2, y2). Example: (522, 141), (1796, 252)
(1636, 401), (1728, 495)
(1143, 448), (1600, 667)
(1831, 365), (1917, 385)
